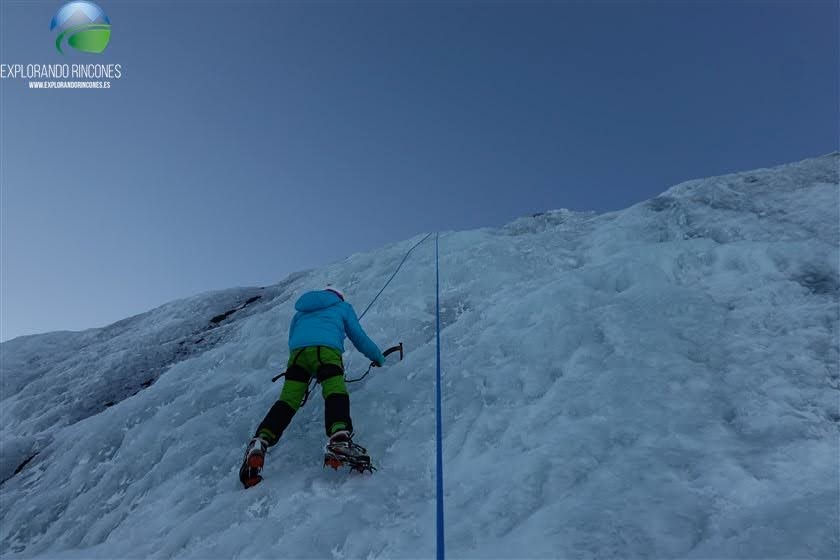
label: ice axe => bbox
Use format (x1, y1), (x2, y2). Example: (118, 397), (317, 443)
(346, 342), (404, 383)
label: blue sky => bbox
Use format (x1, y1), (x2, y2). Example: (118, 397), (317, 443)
(1, 0), (837, 342)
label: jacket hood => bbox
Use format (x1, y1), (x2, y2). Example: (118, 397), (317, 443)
(294, 290), (343, 312)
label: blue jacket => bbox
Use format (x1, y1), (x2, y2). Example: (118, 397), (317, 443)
(288, 290), (385, 364)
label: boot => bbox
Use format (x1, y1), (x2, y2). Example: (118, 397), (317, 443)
(324, 431), (373, 472)
(239, 437), (268, 488)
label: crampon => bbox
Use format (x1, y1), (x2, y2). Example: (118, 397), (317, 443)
(323, 438), (376, 474)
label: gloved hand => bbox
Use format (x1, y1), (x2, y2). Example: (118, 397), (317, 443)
(373, 355), (386, 367)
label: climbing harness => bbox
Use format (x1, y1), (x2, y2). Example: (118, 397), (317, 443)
(271, 343), (404, 407)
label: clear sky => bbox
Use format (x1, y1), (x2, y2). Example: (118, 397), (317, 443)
(1, 0), (837, 342)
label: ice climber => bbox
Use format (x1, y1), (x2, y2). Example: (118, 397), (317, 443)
(239, 286), (386, 487)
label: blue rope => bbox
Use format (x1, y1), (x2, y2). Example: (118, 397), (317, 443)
(434, 232), (445, 560)
(358, 232), (434, 321)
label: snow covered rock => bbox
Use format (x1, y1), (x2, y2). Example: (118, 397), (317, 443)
(1, 154), (837, 558)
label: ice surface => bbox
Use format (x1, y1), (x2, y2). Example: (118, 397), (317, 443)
(1, 154), (838, 559)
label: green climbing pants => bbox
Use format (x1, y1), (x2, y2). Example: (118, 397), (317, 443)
(255, 346), (353, 444)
